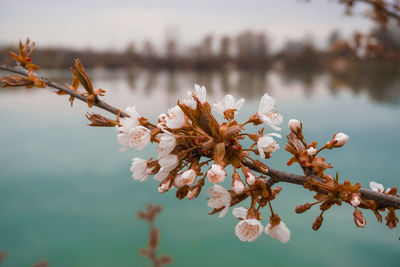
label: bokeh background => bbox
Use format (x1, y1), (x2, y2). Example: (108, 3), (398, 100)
(1, 0), (400, 266)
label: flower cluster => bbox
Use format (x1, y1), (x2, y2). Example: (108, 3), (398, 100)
(119, 84), (289, 242)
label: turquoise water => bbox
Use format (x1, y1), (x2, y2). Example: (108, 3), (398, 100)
(0, 69), (399, 266)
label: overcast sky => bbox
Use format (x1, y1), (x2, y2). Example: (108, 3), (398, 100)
(0, 0), (372, 51)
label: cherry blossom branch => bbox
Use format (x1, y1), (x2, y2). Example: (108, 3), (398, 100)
(0, 64), (129, 118)
(243, 160), (400, 209)
(1, 63), (399, 211)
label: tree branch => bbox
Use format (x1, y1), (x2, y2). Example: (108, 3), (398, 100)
(243, 160), (400, 209)
(0, 64), (129, 118)
(1, 63), (399, 210)
(351, 0), (400, 24)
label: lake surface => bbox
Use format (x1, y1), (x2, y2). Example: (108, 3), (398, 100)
(0, 68), (399, 266)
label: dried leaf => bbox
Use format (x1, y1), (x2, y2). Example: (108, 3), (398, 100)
(86, 113), (119, 127)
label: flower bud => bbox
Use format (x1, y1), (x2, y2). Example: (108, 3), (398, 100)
(176, 185), (190, 200)
(158, 177), (172, 194)
(295, 203), (312, 214)
(350, 193), (361, 207)
(333, 132), (349, 146)
(385, 209), (399, 229)
(312, 215), (323, 231)
(246, 172), (256, 185)
(174, 169), (197, 188)
(288, 119), (303, 139)
(353, 208), (366, 228)
(307, 147), (317, 156)
(187, 186), (201, 200)
(232, 173), (245, 194)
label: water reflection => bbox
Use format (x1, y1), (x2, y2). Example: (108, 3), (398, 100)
(1, 68), (400, 105)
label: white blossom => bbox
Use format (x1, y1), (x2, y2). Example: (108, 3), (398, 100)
(288, 119), (302, 134)
(207, 184), (231, 218)
(246, 172), (256, 185)
(182, 97), (197, 109)
(158, 154), (179, 172)
(232, 206), (248, 220)
(370, 181), (385, 192)
(154, 170), (169, 182)
(154, 155), (179, 181)
(235, 219), (264, 242)
(174, 169), (197, 188)
(165, 105), (186, 129)
(117, 105), (141, 132)
(182, 84), (207, 109)
(258, 93), (283, 131)
(265, 221), (291, 243)
(157, 113), (167, 130)
(351, 193), (361, 207)
(194, 84), (207, 103)
(213, 94), (245, 116)
(207, 164), (227, 183)
(117, 126), (150, 152)
(232, 179), (245, 194)
(157, 133), (177, 158)
(257, 133), (282, 159)
(158, 179), (172, 193)
(130, 158), (152, 182)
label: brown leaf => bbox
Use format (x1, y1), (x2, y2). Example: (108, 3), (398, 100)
(70, 59), (94, 94)
(1, 75), (33, 88)
(86, 113), (119, 127)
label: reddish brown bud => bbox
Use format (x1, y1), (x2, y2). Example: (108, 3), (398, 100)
(385, 209), (399, 229)
(312, 215), (324, 231)
(353, 208), (366, 228)
(295, 203), (312, 214)
(320, 200), (334, 211)
(387, 187), (398, 195)
(269, 213), (281, 227)
(176, 185), (190, 199)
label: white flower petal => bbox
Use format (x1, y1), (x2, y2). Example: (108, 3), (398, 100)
(232, 207), (248, 219)
(369, 181), (384, 192)
(265, 221), (291, 243)
(235, 219), (264, 242)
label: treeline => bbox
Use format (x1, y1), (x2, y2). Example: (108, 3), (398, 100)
(1, 26), (399, 71)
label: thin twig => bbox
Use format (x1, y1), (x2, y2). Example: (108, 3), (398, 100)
(243, 160), (400, 209)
